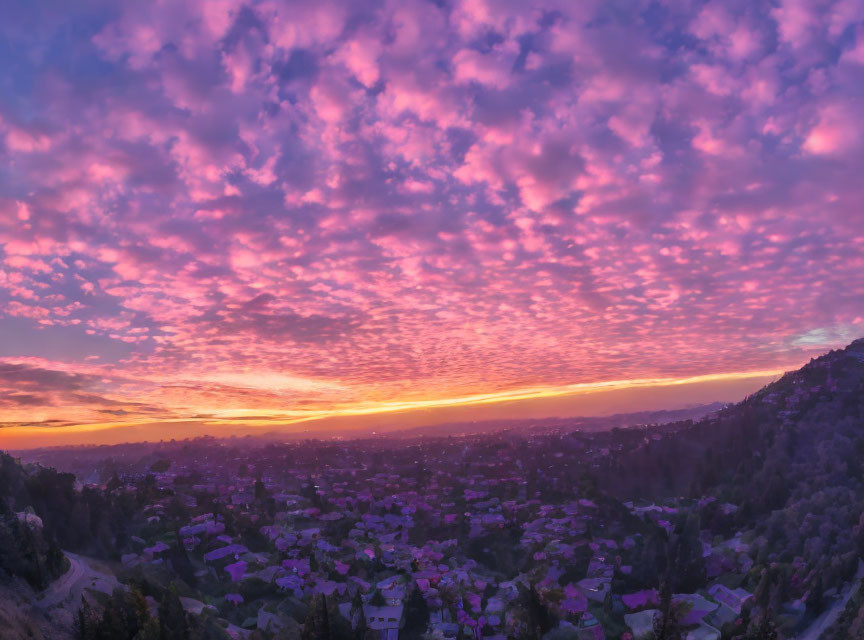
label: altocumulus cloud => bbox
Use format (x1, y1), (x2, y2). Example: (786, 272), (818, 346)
(0, 0), (863, 429)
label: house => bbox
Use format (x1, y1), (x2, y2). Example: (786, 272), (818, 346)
(622, 589), (659, 610)
(179, 597), (217, 615)
(686, 624), (721, 640)
(575, 613), (605, 639)
(376, 577), (407, 605)
(707, 584), (752, 614)
(143, 541), (170, 560)
(674, 593), (718, 626)
(363, 605), (403, 640)
(624, 609), (658, 640)
(257, 607), (283, 632)
(203, 543), (248, 563)
(121, 553), (141, 568)
(577, 577), (611, 602)
(382, 584), (406, 605)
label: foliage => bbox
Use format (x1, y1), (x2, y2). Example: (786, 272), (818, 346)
(0, 451), (151, 559)
(403, 585), (430, 639)
(652, 581), (683, 640)
(301, 594), (332, 640)
(599, 340), (864, 624)
(73, 588), (149, 640)
(158, 583), (190, 640)
(0, 500), (68, 588)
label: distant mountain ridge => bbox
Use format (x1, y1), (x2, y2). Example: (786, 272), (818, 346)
(388, 402), (727, 438)
(11, 403), (727, 474)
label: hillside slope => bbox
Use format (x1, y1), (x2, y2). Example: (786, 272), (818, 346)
(597, 338), (864, 634)
(604, 337), (864, 501)
(0, 580), (73, 640)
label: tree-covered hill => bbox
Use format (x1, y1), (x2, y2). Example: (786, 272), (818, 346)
(599, 338), (864, 634)
(0, 450), (148, 588)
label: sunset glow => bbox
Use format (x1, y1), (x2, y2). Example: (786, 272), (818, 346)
(2, 0), (864, 447)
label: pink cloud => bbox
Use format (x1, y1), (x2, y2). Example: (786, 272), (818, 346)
(803, 103), (861, 155)
(0, 0), (863, 435)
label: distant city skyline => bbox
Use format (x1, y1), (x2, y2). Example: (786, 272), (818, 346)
(2, 0), (864, 447)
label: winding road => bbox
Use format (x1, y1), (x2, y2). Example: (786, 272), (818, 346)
(795, 560), (864, 640)
(36, 552), (123, 610)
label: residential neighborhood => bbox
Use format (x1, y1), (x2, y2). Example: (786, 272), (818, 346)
(14, 428), (768, 640)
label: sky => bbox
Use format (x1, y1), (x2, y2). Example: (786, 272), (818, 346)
(1, 0), (864, 448)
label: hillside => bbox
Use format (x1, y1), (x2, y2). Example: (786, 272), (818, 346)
(603, 337), (864, 499)
(597, 338), (864, 634)
(0, 580), (73, 640)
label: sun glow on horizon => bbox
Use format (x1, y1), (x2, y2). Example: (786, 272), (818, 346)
(0, 366), (789, 447)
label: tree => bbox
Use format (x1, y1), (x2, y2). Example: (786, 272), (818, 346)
(168, 530), (196, 586)
(106, 473), (124, 493)
(133, 619), (161, 640)
(753, 569), (773, 608)
(402, 586), (430, 639)
(99, 589), (149, 640)
(189, 609), (233, 640)
(302, 594), (331, 640)
(807, 574), (825, 615)
(74, 589), (151, 640)
(74, 599), (97, 640)
(668, 513), (705, 593)
(353, 604), (368, 640)
(150, 460), (171, 474)
(158, 583), (189, 640)
(653, 580), (683, 640)
(254, 479), (268, 501)
(351, 590), (364, 617)
(518, 583), (552, 639)
(744, 611), (779, 640)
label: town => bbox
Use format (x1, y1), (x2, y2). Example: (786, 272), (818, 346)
(0, 428), (774, 639)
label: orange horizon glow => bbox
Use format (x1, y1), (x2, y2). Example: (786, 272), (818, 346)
(0, 366), (789, 449)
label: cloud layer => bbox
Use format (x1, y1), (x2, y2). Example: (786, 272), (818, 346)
(1, 0), (863, 431)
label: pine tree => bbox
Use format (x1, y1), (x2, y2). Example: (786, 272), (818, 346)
(74, 598), (97, 640)
(668, 513), (705, 593)
(806, 574), (825, 614)
(520, 583), (551, 639)
(106, 473), (123, 493)
(133, 618), (161, 640)
(353, 604), (368, 640)
(318, 594), (331, 640)
(302, 594), (332, 640)
(403, 586), (430, 639)
(351, 590), (364, 616)
(158, 583), (189, 640)
(653, 580), (683, 640)
(745, 611), (779, 640)
(754, 569), (772, 608)
(46, 538), (67, 579)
